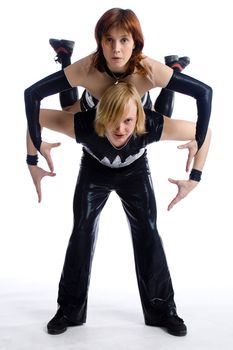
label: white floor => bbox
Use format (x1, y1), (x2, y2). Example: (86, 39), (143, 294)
(1, 286), (232, 350)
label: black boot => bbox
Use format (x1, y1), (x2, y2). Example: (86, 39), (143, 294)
(145, 305), (187, 336)
(165, 55), (190, 71)
(49, 38), (75, 64)
(47, 308), (83, 335)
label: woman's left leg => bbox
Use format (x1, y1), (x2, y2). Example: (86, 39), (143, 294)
(116, 158), (174, 319)
(115, 155), (186, 336)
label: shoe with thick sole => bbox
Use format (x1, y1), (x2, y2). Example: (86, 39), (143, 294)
(145, 310), (187, 336)
(49, 38), (75, 63)
(164, 55), (190, 71)
(164, 55), (179, 65)
(47, 308), (83, 335)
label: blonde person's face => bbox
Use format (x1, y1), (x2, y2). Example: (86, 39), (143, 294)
(105, 99), (137, 148)
(102, 27), (135, 73)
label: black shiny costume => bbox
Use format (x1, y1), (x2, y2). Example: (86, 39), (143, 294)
(24, 62), (212, 324)
(58, 149), (175, 324)
(58, 109), (175, 324)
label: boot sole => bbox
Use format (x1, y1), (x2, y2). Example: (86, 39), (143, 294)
(145, 320), (187, 336)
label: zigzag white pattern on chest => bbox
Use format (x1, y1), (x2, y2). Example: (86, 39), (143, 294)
(85, 147), (145, 168)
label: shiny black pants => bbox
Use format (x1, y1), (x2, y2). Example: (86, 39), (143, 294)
(57, 150), (175, 324)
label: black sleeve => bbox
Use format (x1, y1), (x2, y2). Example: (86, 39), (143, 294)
(165, 71), (213, 149)
(24, 70), (72, 150)
(74, 109), (96, 143)
(144, 109), (164, 143)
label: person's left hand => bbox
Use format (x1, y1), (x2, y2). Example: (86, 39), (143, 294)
(28, 165), (56, 203)
(167, 178), (198, 211)
(177, 140), (198, 172)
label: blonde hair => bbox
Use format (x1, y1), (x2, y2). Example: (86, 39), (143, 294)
(95, 82), (146, 136)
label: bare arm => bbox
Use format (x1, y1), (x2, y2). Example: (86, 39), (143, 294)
(161, 116), (211, 170)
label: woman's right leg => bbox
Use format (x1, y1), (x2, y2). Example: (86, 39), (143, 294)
(49, 38), (79, 110)
(115, 155), (187, 336)
(115, 157), (175, 320)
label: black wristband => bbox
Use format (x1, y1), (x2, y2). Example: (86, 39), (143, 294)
(189, 168), (202, 182)
(26, 154), (38, 166)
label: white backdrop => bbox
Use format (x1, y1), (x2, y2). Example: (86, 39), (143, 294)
(0, 0), (232, 347)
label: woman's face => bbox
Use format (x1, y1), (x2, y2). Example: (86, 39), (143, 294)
(101, 27), (135, 73)
(105, 98), (137, 148)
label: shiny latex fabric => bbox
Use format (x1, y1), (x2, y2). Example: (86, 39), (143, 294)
(166, 71), (212, 149)
(24, 70), (71, 150)
(57, 150), (175, 324)
(154, 88), (174, 118)
(58, 52), (79, 108)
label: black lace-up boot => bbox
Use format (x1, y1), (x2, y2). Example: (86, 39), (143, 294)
(145, 305), (187, 336)
(47, 308), (83, 335)
(165, 55), (190, 71)
(49, 38), (75, 64)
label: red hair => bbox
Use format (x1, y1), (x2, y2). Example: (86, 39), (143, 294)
(92, 8), (147, 75)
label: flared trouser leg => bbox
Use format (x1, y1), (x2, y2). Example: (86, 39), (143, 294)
(57, 157), (111, 323)
(116, 158), (175, 322)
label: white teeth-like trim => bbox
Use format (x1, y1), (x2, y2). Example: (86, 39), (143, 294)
(84, 147), (145, 168)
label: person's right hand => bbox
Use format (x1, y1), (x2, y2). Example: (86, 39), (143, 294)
(28, 165), (56, 203)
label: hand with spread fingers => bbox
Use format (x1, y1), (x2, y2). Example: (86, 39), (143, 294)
(167, 178), (198, 211)
(28, 164), (56, 203)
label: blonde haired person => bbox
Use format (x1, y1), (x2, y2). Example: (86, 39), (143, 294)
(95, 81), (146, 136)
(29, 82), (211, 336)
